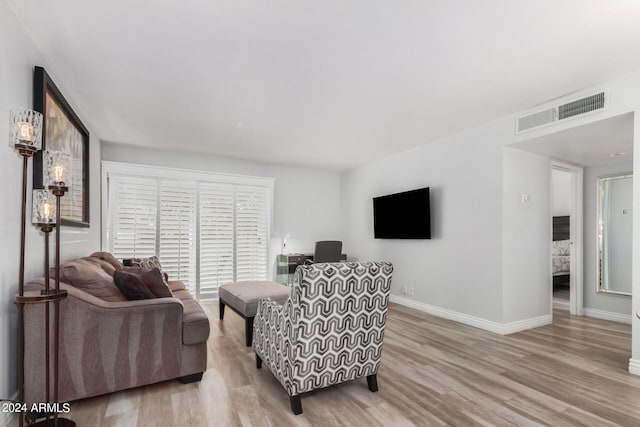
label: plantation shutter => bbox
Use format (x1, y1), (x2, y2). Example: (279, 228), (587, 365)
(159, 181), (197, 291)
(235, 186), (269, 282)
(104, 162), (272, 299)
(108, 176), (158, 259)
(199, 183), (235, 294)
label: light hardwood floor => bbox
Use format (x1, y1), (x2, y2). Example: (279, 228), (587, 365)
(12, 302), (640, 426)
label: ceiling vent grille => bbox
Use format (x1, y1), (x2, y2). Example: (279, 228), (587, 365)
(516, 91), (606, 134)
(517, 108), (556, 132)
(557, 92), (605, 120)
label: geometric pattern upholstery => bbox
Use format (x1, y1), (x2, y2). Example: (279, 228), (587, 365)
(253, 261), (393, 399)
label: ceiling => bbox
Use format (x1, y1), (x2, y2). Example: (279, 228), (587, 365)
(8, 1), (640, 170)
(512, 112), (634, 167)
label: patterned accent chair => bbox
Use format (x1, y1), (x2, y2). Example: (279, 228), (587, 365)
(253, 261), (393, 415)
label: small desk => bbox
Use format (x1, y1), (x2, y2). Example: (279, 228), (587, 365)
(276, 253), (347, 285)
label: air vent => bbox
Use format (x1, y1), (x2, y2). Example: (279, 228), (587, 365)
(516, 91), (607, 133)
(558, 92), (605, 120)
(517, 108), (556, 132)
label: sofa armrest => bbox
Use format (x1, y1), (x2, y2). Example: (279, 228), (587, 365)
(254, 298), (286, 357)
(253, 297), (296, 395)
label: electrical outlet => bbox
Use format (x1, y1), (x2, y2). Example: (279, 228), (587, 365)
(402, 286), (408, 295)
(408, 287), (414, 296)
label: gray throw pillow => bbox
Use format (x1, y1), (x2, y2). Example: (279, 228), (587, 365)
(122, 267), (173, 298)
(113, 271), (156, 300)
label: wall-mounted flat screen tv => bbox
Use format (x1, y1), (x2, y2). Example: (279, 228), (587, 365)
(373, 187), (431, 239)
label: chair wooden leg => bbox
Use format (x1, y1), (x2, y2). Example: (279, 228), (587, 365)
(290, 395), (302, 415)
(245, 316), (254, 346)
(219, 299), (225, 320)
(367, 374), (378, 392)
(256, 354), (262, 369)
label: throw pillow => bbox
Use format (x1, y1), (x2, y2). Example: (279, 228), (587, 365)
(113, 271), (156, 300)
(89, 252), (124, 272)
(56, 259), (126, 302)
(126, 255), (162, 270)
(83, 256), (117, 276)
(122, 267), (172, 298)
(124, 256), (170, 284)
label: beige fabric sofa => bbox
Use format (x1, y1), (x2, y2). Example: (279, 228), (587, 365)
(22, 253), (209, 405)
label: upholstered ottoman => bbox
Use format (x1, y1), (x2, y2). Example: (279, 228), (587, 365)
(219, 281), (290, 346)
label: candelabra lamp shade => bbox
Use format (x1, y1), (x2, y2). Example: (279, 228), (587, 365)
(9, 108), (43, 153)
(32, 190), (56, 225)
(43, 150), (72, 188)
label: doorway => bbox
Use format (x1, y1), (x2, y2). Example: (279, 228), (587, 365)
(550, 162), (583, 316)
(550, 165), (583, 315)
(512, 112), (633, 320)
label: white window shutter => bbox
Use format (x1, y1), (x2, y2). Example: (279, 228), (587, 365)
(235, 186), (269, 282)
(199, 183), (235, 292)
(108, 176), (158, 259)
(103, 162), (273, 300)
(159, 181), (197, 292)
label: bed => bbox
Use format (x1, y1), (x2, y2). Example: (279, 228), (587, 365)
(553, 216), (570, 288)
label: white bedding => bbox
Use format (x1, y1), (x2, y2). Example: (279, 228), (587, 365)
(552, 240), (570, 274)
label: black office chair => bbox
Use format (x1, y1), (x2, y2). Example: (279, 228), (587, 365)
(313, 241), (343, 263)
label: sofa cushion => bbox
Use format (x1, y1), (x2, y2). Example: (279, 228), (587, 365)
(89, 252), (124, 272)
(168, 280), (186, 292)
(173, 289), (210, 345)
(122, 267), (172, 298)
(113, 271), (156, 300)
(55, 259), (126, 302)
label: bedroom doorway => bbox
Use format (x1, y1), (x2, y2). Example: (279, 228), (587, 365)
(552, 168), (571, 311)
(551, 162), (584, 316)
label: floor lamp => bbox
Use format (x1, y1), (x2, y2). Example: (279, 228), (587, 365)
(30, 190), (56, 426)
(41, 149), (75, 427)
(10, 110), (75, 426)
(9, 108), (42, 427)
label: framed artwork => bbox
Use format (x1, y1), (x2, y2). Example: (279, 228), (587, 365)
(33, 66), (90, 227)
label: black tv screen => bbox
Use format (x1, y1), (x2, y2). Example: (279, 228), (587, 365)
(373, 187), (431, 239)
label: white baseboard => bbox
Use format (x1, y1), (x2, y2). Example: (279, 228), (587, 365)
(390, 295), (552, 335)
(583, 308), (632, 324)
(0, 391), (17, 427)
(501, 314), (553, 334)
(629, 358), (640, 376)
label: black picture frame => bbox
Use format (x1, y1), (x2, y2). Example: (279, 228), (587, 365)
(33, 66), (90, 227)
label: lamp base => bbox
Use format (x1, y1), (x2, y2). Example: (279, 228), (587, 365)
(47, 185), (68, 197)
(35, 222), (55, 232)
(29, 418), (75, 427)
(14, 143), (37, 157)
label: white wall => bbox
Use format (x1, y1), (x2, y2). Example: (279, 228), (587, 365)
(584, 160), (633, 314)
(502, 148), (551, 324)
(552, 169), (571, 216)
(341, 117), (508, 323)
(0, 0), (102, 408)
(101, 143), (343, 280)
